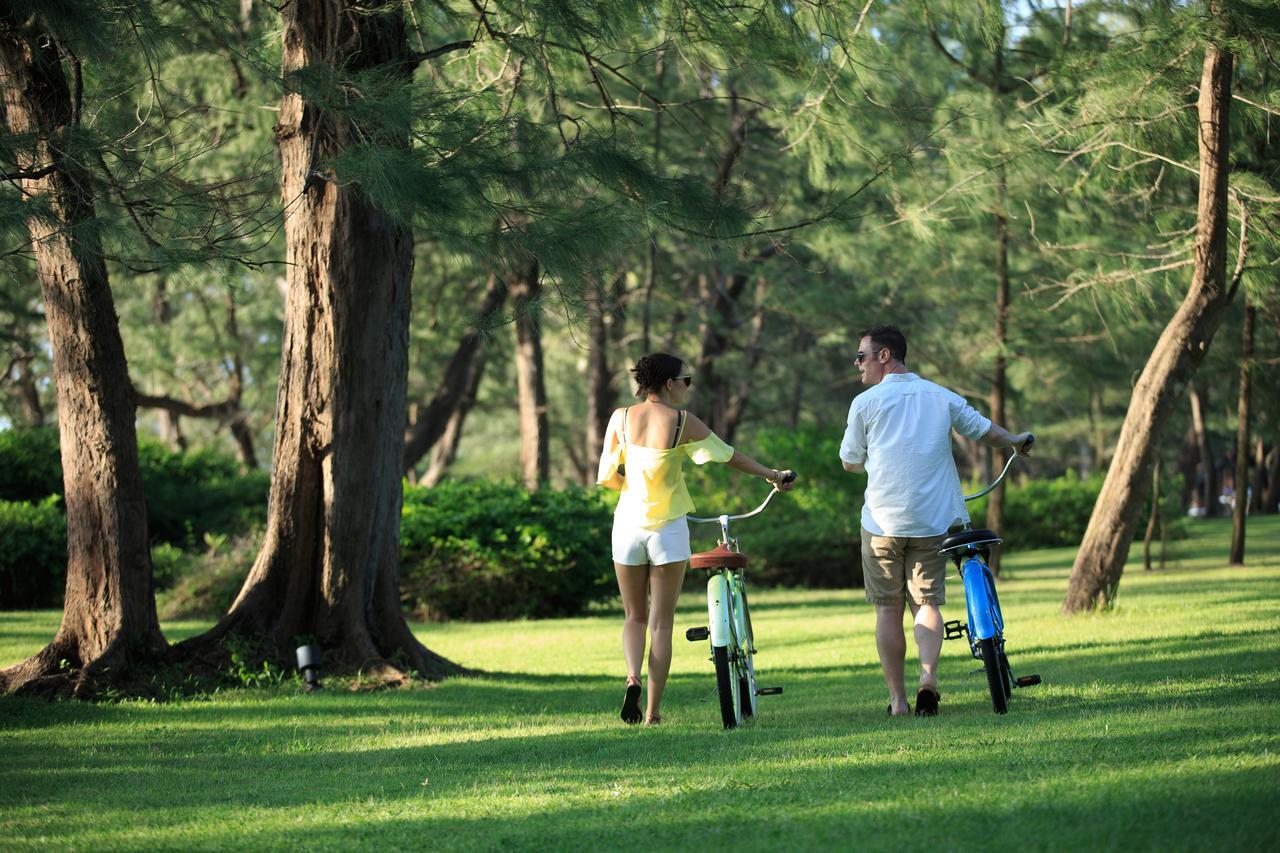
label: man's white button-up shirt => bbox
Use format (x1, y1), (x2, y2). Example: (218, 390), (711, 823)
(839, 373), (992, 537)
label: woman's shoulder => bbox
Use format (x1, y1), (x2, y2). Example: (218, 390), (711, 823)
(678, 412), (712, 444)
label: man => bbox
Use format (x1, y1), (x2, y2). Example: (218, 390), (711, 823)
(839, 325), (1033, 717)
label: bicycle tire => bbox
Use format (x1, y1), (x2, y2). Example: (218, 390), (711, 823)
(737, 584), (758, 720)
(713, 645), (742, 729)
(979, 636), (1010, 714)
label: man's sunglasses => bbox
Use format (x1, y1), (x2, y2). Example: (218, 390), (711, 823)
(854, 348), (884, 365)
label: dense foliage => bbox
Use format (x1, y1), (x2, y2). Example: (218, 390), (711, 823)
(400, 480), (615, 621)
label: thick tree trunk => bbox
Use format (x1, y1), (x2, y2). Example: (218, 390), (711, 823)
(403, 273), (506, 474)
(1229, 299), (1253, 564)
(988, 164), (1010, 576)
(1189, 382), (1217, 515)
(0, 17), (166, 696)
(179, 0), (456, 681)
(1063, 42), (1237, 613)
(512, 259), (549, 488)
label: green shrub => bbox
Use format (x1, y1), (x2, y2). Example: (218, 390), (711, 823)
(0, 427), (63, 505)
(157, 531), (260, 619)
(400, 480), (614, 620)
(967, 470), (1104, 550)
(0, 497), (68, 608)
(684, 425), (866, 588)
(137, 443), (269, 548)
(0, 428), (269, 548)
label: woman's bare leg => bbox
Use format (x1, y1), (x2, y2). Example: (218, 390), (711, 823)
(645, 560), (687, 721)
(615, 562), (650, 684)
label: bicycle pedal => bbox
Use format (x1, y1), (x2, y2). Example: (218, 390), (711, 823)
(1015, 674), (1042, 687)
(943, 620), (968, 640)
(969, 668), (984, 677)
(756, 687), (782, 696)
(685, 626), (710, 642)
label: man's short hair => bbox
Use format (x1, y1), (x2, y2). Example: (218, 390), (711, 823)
(857, 324), (907, 363)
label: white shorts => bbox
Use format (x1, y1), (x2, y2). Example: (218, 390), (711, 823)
(612, 516), (691, 566)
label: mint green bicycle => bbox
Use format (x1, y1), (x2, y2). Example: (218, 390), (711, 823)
(684, 474), (794, 729)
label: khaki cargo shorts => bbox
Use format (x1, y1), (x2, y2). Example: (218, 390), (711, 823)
(860, 527), (947, 606)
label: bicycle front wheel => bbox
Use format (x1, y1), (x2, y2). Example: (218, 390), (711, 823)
(979, 636), (1010, 714)
(713, 645), (742, 729)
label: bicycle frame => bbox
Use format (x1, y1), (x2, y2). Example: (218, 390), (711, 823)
(686, 485), (787, 728)
(940, 442), (1039, 713)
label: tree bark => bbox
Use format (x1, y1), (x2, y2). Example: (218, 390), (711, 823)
(1248, 436), (1265, 514)
(1263, 443), (1280, 513)
(511, 259), (548, 488)
(0, 15), (166, 696)
(11, 354), (44, 427)
(1229, 298), (1253, 564)
(178, 0), (456, 681)
(1062, 41), (1237, 613)
(403, 273), (506, 474)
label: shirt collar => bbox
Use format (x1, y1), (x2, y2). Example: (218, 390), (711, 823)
(881, 372), (917, 383)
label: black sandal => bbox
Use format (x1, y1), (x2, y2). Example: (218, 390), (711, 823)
(915, 687), (940, 717)
(621, 682), (642, 724)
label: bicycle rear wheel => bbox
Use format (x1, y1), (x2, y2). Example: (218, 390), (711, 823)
(979, 636), (1010, 714)
(713, 645), (742, 729)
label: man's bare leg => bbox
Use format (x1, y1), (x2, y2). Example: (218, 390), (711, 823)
(875, 602), (910, 715)
(910, 601), (943, 692)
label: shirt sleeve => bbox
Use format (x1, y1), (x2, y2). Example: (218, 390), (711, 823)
(595, 409), (625, 484)
(949, 392), (992, 442)
(685, 432), (734, 465)
(839, 398), (868, 465)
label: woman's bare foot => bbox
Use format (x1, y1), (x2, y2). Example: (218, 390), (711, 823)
(645, 714), (662, 726)
(621, 677), (643, 724)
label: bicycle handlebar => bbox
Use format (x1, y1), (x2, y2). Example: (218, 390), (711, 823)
(963, 433), (1034, 502)
(688, 471), (796, 525)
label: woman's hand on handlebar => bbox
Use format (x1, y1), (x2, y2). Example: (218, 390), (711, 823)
(773, 469), (798, 492)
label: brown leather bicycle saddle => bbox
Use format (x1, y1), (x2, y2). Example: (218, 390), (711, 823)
(690, 542), (749, 570)
(939, 528), (1002, 553)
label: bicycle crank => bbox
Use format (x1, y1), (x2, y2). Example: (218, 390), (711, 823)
(755, 687), (783, 696)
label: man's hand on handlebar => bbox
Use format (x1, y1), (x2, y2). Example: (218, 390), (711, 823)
(1014, 433), (1035, 456)
(774, 469), (798, 492)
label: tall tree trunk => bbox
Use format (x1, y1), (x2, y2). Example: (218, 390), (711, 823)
(1263, 443), (1280, 513)
(1143, 458), (1161, 571)
(420, 352), (486, 488)
(1248, 436), (1265, 514)
(1229, 298), (1254, 564)
(584, 275), (623, 483)
(0, 16), (165, 696)
(179, 0), (456, 681)
(11, 355), (45, 427)
(512, 259), (549, 488)
(988, 163), (1010, 576)
(402, 273), (506, 474)
(1189, 382), (1217, 515)
(1063, 40), (1238, 613)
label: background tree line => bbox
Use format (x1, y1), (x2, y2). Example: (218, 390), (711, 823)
(0, 0), (1276, 696)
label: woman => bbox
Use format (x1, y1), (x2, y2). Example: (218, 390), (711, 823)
(596, 353), (796, 725)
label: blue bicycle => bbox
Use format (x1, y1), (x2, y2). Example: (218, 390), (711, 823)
(940, 436), (1041, 714)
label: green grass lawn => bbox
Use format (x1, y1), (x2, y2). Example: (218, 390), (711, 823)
(2, 516), (1278, 851)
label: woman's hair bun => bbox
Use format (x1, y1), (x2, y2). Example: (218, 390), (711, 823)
(631, 352), (684, 396)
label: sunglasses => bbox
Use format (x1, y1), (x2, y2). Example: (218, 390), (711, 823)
(676, 375), (692, 387)
(854, 348), (884, 365)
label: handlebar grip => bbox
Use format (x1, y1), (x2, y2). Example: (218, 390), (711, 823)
(780, 470), (797, 485)
(1023, 433), (1035, 451)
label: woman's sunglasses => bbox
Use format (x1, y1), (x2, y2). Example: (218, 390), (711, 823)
(676, 375), (692, 387)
